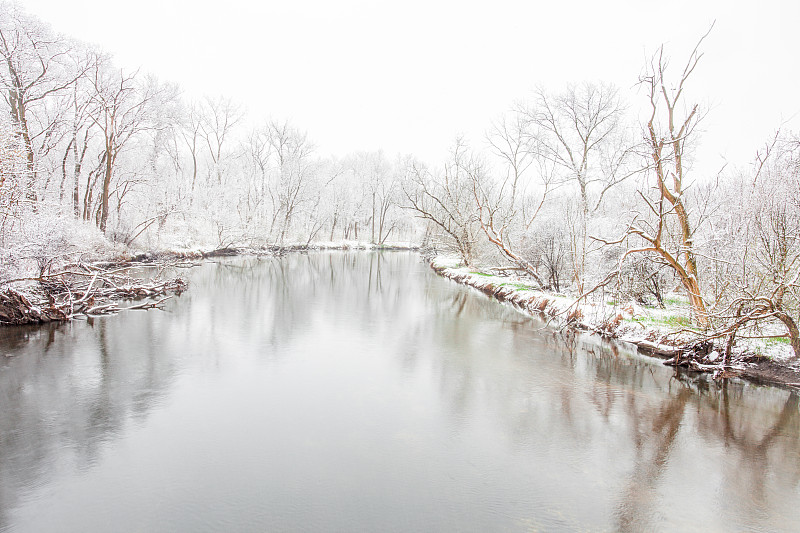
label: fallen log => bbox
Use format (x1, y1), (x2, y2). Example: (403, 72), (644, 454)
(1, 263), (187, 326)
(636, 340), (681, 357)
(0, 288), (67, 325)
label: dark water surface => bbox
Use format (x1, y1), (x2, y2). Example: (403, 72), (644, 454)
(0, 252), (798, 532)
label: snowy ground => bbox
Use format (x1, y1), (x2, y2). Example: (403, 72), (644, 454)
(3, 245), (797, 385)
(429, 255), (800, 377)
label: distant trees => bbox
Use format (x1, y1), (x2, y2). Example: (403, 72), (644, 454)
(521, 83), (637, 292)
(0, 3), (798, 360)
(264, 120), (316, 244)
(322, 158), (358, 241)
(0, 1), (418, 250)
(343, 151), (403, 245)
(404, 140), (482, 265)
(198, 96), (242, 186)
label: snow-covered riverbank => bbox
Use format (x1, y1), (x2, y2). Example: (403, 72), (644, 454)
(428, 255), (800, 389)
(0, 242), (419, 325)
(3, 245), (798, 390)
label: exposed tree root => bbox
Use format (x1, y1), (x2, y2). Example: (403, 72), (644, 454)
(0, 288), (68, 325)
(0, 262), (187, 325)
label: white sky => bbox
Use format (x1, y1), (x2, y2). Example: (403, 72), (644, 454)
(19, 0), (800, 176)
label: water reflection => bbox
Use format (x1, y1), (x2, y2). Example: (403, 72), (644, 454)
(0, 252), (798, 532)
(0, 315), (179, 530)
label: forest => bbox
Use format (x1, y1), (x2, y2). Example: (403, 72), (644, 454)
(1, 3), (799, 364)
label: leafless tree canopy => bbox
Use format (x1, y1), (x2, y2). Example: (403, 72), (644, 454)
(0, 7), (797, 358)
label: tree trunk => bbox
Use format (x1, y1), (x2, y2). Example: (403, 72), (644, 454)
(775, 311), (800, 358)
(371, 192), (376, 244)
(99, 141), (113, 233)
(683, 276), (708, 329)
(329, 214), (337, 241)
(8, 86), (37, 205)
(73, 140), (82, 217)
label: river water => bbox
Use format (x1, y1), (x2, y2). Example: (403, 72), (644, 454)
(0, 252), (798, 532)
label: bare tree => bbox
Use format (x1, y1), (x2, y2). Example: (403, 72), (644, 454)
(237, 124), (274, 238)
(266, 120), (316, 244)
(0, 3), (87, 204)
(604, 30), (713, 328)
(523, 82), (635, 212)
(347, 151), (401, 245)
(180, 101), (205, 201)
(87, 61), (160, 233)
(469, 113), (558, 286)
(58, 49), (102, 218)
(519, 82), (637, 292)
(403, 139), (481, 265)
(710, 135), (800, 360)
(322, 158), (356, 241)
(198, 95), (242, 186)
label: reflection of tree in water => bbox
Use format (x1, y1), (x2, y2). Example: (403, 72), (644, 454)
(1, 252), (798, 531)
(589, 351), (796, 528)
(0, 251), (430, 530)
(164, 252), (439, 383)
(610, 376), (800, 531)
(614, 386), (692, 532)
(0, 310), (181, 530)
(694, 383), (800, 527)
(416, 281), (800, 529)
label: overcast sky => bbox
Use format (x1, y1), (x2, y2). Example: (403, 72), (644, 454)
(20, 0), (800, 176)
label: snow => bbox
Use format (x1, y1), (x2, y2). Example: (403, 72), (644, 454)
(429, 254), (799, 367)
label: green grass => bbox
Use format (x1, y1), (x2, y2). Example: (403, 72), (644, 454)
(627, 314), (692, 328)
(467, 274), (535, 291)
(497, 281), (536, 291)
(640, 295), (688, 310)
(663, 296), (688, 306)
(752, 344), (771, 358)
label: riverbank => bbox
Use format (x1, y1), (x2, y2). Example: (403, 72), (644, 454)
(428, 255), (800, 390)
(4, 245), (798, 390)
(4, 251), (796, 532)
(0, 242), (419, 325)
(119, 241), (419, 263)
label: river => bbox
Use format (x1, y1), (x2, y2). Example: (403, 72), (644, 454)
(0, 252), (798, 532)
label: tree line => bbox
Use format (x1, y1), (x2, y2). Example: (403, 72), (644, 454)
(0, 3), (416, 260)
(401, 29), (800, 358)
(1, 4), (798, 358)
